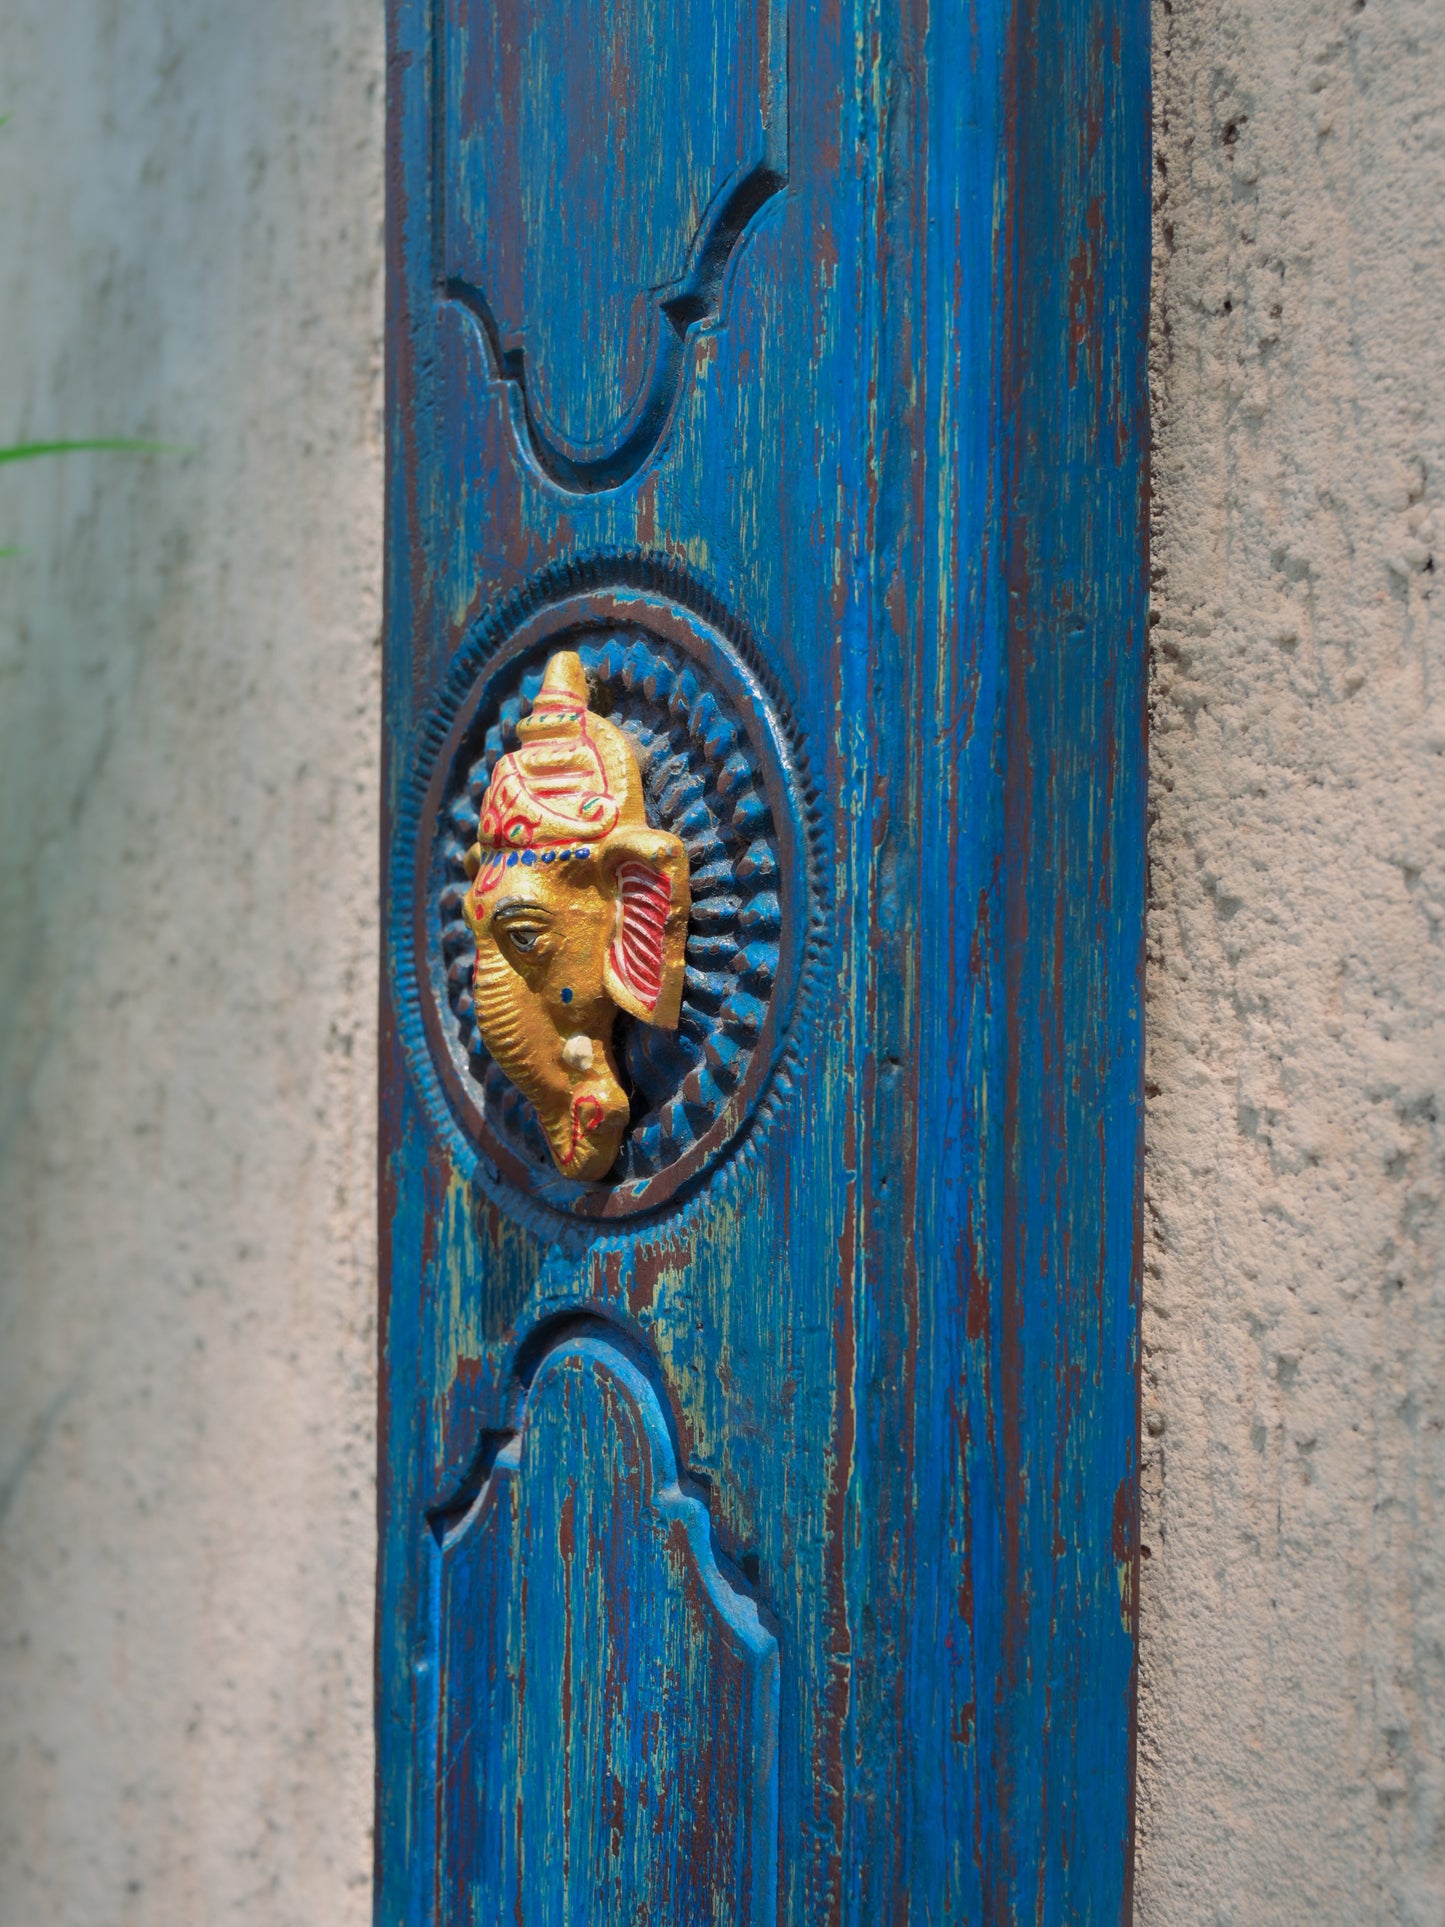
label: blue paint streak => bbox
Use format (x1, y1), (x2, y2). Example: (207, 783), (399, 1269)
(379, 0), (1148, 1918)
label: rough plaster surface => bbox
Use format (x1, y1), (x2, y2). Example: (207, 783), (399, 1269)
(1141, 0), (1445, 1918)
(3, 0), (1444, 1921)
(0, 3), (383, 1922)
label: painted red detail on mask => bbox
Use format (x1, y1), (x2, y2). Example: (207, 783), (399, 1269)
(467, 852), (506, 907)
(609, 860), (672, 1010)
(561, 1091), (607, 1169)
(476, 699), (621, 849)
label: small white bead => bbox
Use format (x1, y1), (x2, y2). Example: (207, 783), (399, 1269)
(561, 1034), (594, 1072)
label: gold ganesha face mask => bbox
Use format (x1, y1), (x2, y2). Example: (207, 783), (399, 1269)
(461, 650), (690, 1182)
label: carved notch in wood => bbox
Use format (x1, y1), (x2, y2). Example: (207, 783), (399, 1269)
(432, 1334), (780, 1921)
(440, 0), (788, 492)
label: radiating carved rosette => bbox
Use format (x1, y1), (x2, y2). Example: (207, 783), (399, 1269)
(405, 570), (814, 1224)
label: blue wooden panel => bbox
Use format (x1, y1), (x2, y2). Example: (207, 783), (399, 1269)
(441, 0), (786, 485)
(433, 1333), (779, 1924)
(380, 0), (1149, 1917)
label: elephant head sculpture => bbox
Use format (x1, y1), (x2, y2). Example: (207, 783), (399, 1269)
(460, 649), (691, 1181)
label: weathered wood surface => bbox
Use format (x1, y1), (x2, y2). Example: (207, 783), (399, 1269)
(434, 1333), (778, 1923)
(379, 0), (1149, 1918)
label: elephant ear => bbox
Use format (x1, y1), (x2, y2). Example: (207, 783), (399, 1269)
(601, 827), (691, 1028)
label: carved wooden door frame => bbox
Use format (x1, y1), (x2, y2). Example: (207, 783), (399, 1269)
(378, 0), (1149, 1918)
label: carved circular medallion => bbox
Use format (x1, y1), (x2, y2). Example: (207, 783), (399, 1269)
(403, 568), (811, 1224)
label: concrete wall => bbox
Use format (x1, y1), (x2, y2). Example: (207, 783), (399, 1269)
(1, 0), (1442, 1921)
(1141, 0), (1445, 1917)
(0, 3), (382, 1922)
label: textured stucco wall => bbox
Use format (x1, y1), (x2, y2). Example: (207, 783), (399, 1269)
(0, 4), (382, 1922)
(2, 0), (1443, 1921)
(1141, 0), (1445, 1917)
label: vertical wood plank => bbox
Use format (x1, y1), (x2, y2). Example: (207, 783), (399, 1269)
(378, 0), (1148, 1918)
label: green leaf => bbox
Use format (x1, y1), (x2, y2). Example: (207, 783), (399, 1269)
(0, 438), (184, 464)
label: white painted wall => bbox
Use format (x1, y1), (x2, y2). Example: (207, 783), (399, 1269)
(1, 0), (1441, 1920)
(0, 3), (382, 1922)
(1141, 0), (1445, 1917)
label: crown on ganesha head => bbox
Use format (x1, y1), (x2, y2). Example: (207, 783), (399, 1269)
(474, 649), (644, 851)
(462, 648), (691, 1032)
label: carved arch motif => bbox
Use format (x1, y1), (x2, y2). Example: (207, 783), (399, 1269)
(439, 0), (788, 491)
(431, 1333), (779, 1922)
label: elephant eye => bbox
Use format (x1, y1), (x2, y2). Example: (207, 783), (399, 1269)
(494, 903), (552, 959)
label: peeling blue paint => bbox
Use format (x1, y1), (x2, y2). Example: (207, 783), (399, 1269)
(379, 0), (1148, 1918)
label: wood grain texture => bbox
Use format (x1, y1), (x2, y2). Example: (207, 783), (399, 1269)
(379, 0), (1148, 1917)
(442, 0), (786, 486)
(434, 1332), (778, 1924)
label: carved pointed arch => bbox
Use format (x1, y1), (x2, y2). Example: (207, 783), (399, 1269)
(431, 1333), (780, 1922)
(439, 0), (788, 492)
